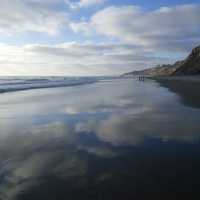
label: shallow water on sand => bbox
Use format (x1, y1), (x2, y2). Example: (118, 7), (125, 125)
(0, 78), (200, 200)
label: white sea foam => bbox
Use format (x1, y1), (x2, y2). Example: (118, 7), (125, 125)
(0, 76), (98, 93)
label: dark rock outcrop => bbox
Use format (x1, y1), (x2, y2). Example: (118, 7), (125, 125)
(172, 45), (200, 75)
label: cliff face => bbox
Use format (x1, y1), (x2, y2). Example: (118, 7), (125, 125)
(172, 46), (200, 75)
(123, 63), (180, 77)
(124, 64), (179, 76)
(123, 45), (200, 77)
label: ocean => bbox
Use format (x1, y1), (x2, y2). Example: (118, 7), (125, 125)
(0, 76), (102, 93)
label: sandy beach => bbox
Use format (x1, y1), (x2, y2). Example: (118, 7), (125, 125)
(153, 76), (200, 108)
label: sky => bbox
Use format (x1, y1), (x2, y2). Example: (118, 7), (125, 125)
(0, 0), (200, 76)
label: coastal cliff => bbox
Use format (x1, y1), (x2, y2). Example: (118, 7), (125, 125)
(123, 45), (200, 77)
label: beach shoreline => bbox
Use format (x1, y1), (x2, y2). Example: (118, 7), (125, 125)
(151, 76), (200, 109)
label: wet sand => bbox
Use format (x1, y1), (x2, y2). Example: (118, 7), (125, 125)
(153, 76), (200, 109)
(1, 79), (200, 200)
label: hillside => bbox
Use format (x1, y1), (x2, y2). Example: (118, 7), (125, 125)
(172, 45), (200, 75)
(123, 45), (200, 77)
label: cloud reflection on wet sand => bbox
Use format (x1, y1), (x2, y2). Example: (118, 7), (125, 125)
(1, 79), (200, 199)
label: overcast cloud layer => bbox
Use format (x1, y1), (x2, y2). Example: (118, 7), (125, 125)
(0, 1), (200, 75)
(71, 5), (200, 51)
(0, 0), (69, 35)
(0, 42), (173, 76)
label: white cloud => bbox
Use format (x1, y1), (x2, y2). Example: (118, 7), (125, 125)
(0, 42), (174, 76)
(0, 121), (87, 200)
(76, 104), (200, 146)
(0, 0), (68, 35)
(0, 2), (198, 75)
(70, 4), (200, 51)
(70, 21), (94, 35)
(66, 0), (105, 10)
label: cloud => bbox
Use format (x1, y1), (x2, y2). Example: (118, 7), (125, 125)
(70, 4), (200, 51)
(1, 3), (198, 75)
(0, 42), (172, 76)
(0, 0), (68, 35)
(66, 0), (105, 10)
(0, 121), (87, 200)
(77, 105), (200, 146)
(0, 119), (115, 199)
